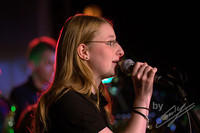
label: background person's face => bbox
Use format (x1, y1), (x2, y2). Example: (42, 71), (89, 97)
(34, 50), (55, 83)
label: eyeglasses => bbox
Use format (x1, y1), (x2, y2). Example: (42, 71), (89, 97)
(85, 40), (118, 46)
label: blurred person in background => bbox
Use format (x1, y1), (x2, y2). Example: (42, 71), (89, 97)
(0, 91), (10, 133)
(9, 36), (56, 132)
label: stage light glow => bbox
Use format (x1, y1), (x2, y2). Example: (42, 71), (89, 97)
(102, 77), (114, 84)
(0, 68), (2, 75)
(156, 117), (162, 124)
(9, 129), (14, 133)
(169, 124), (176, 131)
(11, 105), (16, 112)
(83, 4), (102, 17)
(109, 86), (118, 96)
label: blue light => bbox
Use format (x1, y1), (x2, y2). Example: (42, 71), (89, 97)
(169, 124), (176, 131)
(156, 117), (162, 124)
(149, 112), (156, 118)
(102, 77), (114, 84)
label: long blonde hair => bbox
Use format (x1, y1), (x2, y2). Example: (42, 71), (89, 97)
(35, 14), (112, 133)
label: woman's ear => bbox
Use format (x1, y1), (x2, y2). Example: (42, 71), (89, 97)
(77, 43), (90, 60)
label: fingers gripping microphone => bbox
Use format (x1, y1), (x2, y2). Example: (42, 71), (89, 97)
(119, 59), (175, 87)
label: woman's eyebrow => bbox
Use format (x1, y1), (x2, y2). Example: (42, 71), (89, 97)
(107, 35), (116, 39)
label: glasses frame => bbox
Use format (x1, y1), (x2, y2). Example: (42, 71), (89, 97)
(85, 40), (118, 46)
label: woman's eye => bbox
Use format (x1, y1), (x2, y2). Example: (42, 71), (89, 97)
(108, 41), (113, 45)
(107, 41), (114, 46)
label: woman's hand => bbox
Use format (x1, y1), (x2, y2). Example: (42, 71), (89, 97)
(131, 62), (157, 106)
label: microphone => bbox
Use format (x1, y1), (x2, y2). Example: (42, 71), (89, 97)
(119, 59), (176, 87)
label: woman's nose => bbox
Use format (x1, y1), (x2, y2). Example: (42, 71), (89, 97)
(117, 44), (124, 57)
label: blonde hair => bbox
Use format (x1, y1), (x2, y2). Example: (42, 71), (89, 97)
(35, 14), (112, 133)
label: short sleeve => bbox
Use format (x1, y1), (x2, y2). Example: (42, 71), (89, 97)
(50, 90), (108, 133)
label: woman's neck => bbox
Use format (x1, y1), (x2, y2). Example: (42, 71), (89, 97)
(92, 76), (102, 94)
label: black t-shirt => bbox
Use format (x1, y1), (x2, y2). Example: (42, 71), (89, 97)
(48, 90), (110, 133)
(9, 76), (41, 125)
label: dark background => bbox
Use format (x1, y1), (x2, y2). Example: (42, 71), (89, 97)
(2, 0), (199, 97)
(0, 0), (199, 106)
(0, 1), (199, 132)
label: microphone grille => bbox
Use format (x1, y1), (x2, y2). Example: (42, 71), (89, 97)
(119, 59), (135, 74)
